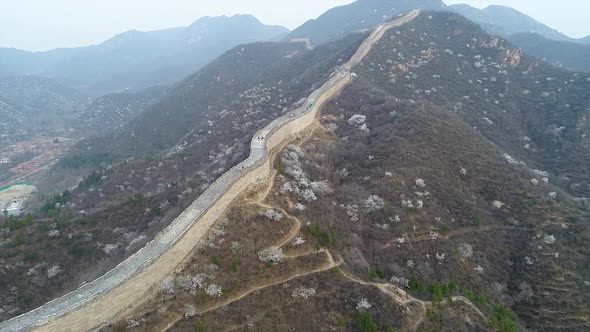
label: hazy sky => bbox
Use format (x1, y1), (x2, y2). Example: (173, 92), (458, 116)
(1, 0), (588, 51)
(444, 0), (589, 38)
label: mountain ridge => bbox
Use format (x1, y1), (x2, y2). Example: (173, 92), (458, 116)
(287, 0), (445, 44)
(448, 4), (588, 44)
(508, 32), (590, 72)
(0, 15), (289, 94)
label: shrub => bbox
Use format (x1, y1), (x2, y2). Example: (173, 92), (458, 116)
(41, 190), (71, 214)
(195, 320), (207, 332)
(231, 258), (239, 273)
(473, 216), (481, 225)
(409, 275), (426, 293)
(11, 233), (25, 247)
(68, 242), (91, 258)
(127, 193), (145, 207)
(58, 153), (110, 169)
(358, 312), (378, 332)
(8, 214), (34, 231)
(23, 250), (40, 262)
(277, 159), (285, 175)
(368, 266), (385, 279)
(210, 256), (221, 266)
(425, 306), (443, 331)
(489, 304), (518, 332)
(429, 280), (457, 302)
(305, 223), (335, 246)
(78, 171), (102, 189)
(429, 283), (444, 302)
(464, 288), (518, 332)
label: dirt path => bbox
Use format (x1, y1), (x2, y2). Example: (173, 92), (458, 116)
(198, 249), (339, 316)
(159, 124), (330, 329)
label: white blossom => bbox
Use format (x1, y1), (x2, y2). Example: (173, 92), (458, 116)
(310, 181), (332, 195)
(543, 235), (556, 244)
(460, 168), (467, 175)
(127, 320), (142, 328)
(161, 276), (175, 294)
(293, 237), (306, 246)
(504, 153), (525, 165)
(402, 199), (414, 209)
(458, 243), (473, 258)
(294, 203), (306, 211)
(258, 247), (285, 263)
(301, 189), (318, 202)
(430, 230), (439, 241)
(292, 287), (316, 299)
(390, 276), (410, 288)
(102, 243), (119, 255)
(492, 200), (504, 208)
(230, 241), (243, 254)
(365, 195), (385, 212)
(348, 114), (367, 126)
(415, 178), (426, 188)
(47, 265), (63, 278)
(548, 192), (557, 199)
(345, 204), (360, 222)
(192, 274), (210, 290)
(205, 283), (223, 297)
(260, 208), (283, 221)
(336, 168), (350, 177)
(474, 265), (485, 273)
(394, 233), (408, 244)
(532, 169), (549, 177)
(183, 304), (197, 318)
(356, 298), (372, 311)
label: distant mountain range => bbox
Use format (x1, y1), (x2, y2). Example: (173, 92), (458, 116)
(508, 32), (590, 72)
(449, 4), (567, 41)
(447, 4), (590, 72)
(0, 15), (288, 94)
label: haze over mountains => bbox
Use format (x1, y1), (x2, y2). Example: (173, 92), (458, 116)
(287, 0), (590, 73)
(509, 33), (590, 72)
(288, 0), (446, 44)
(0, 14), (288, 94)
(1, 1), (589, 331)
(448, 4), (590, 44)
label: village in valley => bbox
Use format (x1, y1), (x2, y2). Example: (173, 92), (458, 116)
(0, 137), (72, 216)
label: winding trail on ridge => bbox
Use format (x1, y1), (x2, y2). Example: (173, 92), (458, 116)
(0, 10), (420, 332)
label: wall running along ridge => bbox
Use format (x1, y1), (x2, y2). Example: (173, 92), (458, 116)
(0, 10), (419, 332)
